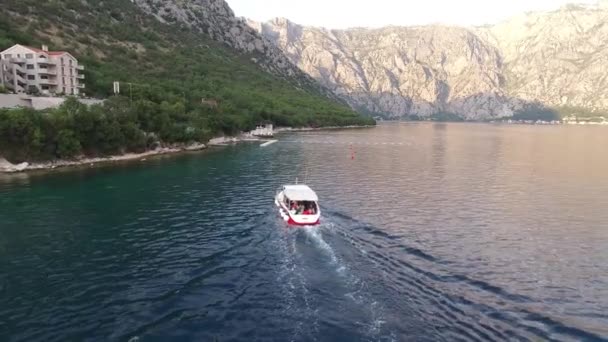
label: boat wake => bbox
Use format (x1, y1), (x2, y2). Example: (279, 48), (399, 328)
(323, 208), (607, 342)
(272, 206), (605, 341)
(271, 221), (320, 341)
(301, 224), (345, 274)
(295, 221), (394, 341)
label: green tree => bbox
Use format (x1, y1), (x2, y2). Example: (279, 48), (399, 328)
(56, 129), (81, 159)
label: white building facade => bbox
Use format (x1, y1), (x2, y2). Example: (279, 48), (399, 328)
(0, 44), (85, 95)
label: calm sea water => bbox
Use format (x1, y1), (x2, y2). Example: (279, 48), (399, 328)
(0, 123), (607, 342)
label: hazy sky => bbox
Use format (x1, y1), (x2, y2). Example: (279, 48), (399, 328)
(226, 0), (598, 28)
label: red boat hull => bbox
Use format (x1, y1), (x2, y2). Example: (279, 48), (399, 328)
(287, 216), (320, 226)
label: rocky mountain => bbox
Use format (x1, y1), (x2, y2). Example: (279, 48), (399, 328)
(477, 2), (608, 112)
(251, 3), (608, 119)
(132, 0), (338, 99)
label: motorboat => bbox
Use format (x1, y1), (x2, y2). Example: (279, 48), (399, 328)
(275, 184), (321, 226)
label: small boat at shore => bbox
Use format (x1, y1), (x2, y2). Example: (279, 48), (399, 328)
(275, 184), (321, 226)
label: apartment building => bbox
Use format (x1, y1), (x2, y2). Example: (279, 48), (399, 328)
(0, 44), (85, 96)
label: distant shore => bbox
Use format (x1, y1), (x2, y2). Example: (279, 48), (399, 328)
(275, 125), (376, 132)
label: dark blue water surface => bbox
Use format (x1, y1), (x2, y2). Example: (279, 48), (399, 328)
(1, 123), (607, 341)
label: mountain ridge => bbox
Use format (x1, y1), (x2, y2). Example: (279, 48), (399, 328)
(249, 3), (608, 120)
(131, 0), (342, 101)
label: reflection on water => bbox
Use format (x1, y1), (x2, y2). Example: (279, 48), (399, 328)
(0, 172), (31, 186)
(0, 123), (607, 341)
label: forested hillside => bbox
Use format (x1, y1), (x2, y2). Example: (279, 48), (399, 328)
(0, 0), (373, 162)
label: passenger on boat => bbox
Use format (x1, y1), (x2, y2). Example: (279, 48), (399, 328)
(290, 201), (298, 214)
(298, 202), (315, 215)
(297, 203), (305, 215)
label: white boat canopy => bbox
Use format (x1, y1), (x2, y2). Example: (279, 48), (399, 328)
(283, 185), (319, 202)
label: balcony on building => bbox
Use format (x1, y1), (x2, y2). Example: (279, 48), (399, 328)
(76, 65), (85, 71)
(39, 78), (58, 85)
(38, 68), (57, 76)
(14, 72), (27, 84)
(77, 74), (85, 79)
(38, 60), (57, 67)
(12, 63), (26, 73)
(7, 74), (27, 87)
(77, 83), (85, 89)
(9, 57), (26, 64)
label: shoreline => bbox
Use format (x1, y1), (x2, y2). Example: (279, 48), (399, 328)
(0, 143), (208, 174)
(378, 119), (608, 126)
(0, 125), (376, 174)
(274, 125), (376, 133)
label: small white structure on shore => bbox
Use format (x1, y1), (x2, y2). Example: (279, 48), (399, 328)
(250, 124), (274, 137)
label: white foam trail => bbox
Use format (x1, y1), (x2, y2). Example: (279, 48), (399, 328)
(271, 224), (322, 341)
(319, 214), (394, 340)
(303, 225), (347, 275)
(271, 225), (309, 340)
(260, 140), (277, 147)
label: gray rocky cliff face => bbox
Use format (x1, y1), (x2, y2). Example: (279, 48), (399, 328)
(132, 0), (337, 98)
(477, 3), (608, 112)
(251, 3), (608, 119)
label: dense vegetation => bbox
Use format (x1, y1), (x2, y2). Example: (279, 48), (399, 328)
(511, 107), (560, 121)
(553, 106), (607, 120)
(0, 0), (373, 162)
(430, 112), (465, 122)
(0, 97), (217, 162)
(402, 113), (465, 122)
(503, 106), (606, 121)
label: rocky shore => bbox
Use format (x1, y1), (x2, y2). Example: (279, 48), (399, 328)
(0, 125), (374, 173)
(0, 143), (208, 174)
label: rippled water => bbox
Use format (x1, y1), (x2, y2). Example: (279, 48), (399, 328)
(1, 123), (607, 341)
